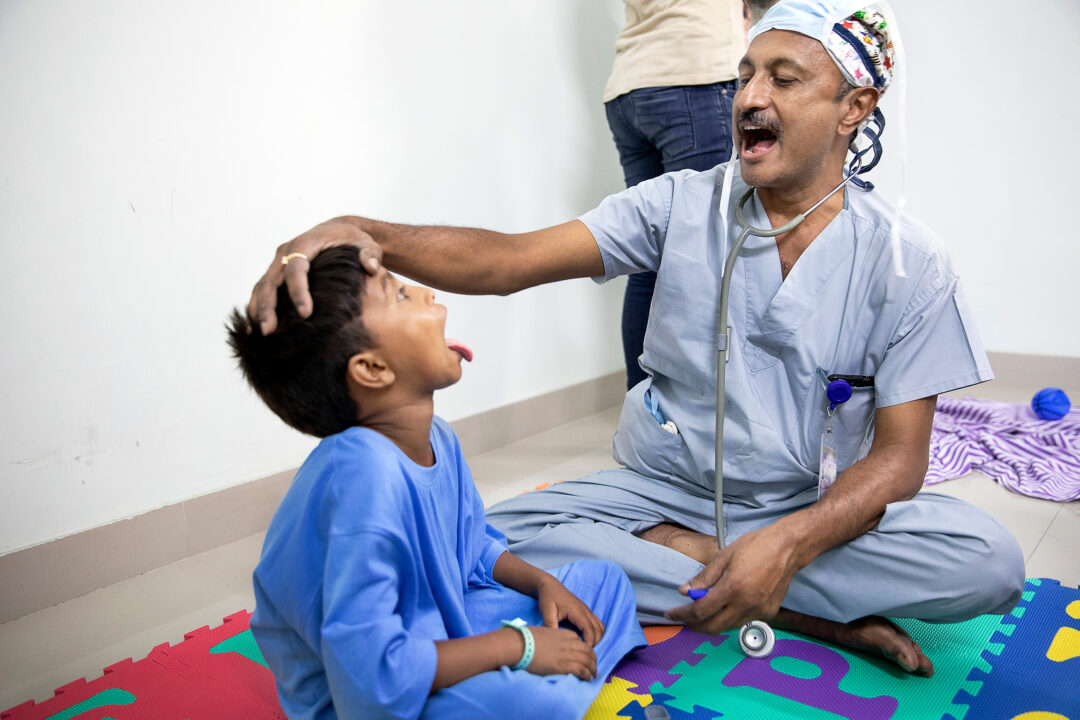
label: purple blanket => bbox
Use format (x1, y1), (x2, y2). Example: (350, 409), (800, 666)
(926, 396), (1080, 501)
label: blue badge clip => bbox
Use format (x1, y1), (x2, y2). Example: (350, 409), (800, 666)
(826, 379), (853, 412)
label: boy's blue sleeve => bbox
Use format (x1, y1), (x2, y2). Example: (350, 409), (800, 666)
(321, 528), (437, 720)
(442, 416), (508, 587)
(465, 480), (508, 586)
(476, 522), (509, 584)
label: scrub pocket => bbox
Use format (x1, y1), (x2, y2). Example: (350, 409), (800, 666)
(815, 367), (876, 471)
(613, 382), (694, 482)
(643, 249), (717, 396)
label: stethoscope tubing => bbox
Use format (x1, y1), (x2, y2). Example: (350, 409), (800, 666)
(700, 118), (882, 650)
(713, 155), (865, 549)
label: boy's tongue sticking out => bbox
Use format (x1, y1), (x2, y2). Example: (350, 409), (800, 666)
(446, 338), (473, 362)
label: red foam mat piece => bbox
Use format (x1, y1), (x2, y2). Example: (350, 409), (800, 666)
(2, 611), (285, 720)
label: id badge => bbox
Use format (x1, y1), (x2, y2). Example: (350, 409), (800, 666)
(818, 425), (838, 499)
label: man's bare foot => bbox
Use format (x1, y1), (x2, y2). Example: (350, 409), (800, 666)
(636, 523), (721, 565)
(772, 609), (933, 676)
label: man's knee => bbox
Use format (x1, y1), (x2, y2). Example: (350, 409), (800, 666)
(967, 520), (1025, 615)
(796, 496), (1028, 623)
(932, 510), (1026, 621)
(485, 495), (559, 543)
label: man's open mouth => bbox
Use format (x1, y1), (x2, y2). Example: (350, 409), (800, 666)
(740, 124), (778, 159)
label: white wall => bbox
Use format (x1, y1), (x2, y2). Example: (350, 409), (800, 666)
(3, 0), (1078, 556)
(873, 0), (1080, 359)
(0, 0), (628, 555)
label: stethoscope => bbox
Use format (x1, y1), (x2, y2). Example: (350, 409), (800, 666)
(704, 110), (885, 657)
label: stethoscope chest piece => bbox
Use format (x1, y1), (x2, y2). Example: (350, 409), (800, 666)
(738, 620), (777, 658)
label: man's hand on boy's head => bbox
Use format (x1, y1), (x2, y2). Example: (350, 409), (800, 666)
(249, 219), (382, 335)
(535, 575), (606, 648)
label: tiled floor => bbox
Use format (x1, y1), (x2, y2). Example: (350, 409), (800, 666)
(2, 384), (1077, 711)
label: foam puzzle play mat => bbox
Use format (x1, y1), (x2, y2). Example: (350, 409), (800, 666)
(4, 579), (1078, 720)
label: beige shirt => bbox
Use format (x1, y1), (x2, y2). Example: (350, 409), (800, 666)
(603, 0), (747, 102)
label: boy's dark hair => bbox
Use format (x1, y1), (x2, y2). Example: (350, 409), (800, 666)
(227, 246), (374, 438)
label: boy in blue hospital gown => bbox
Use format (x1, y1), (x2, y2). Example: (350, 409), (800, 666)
(226, 247), (644, 720)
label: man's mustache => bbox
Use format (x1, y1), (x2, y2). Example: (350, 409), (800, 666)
(736, 111), (781, 137)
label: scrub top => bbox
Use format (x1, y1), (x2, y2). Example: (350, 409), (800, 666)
(580, 161), (992, 512)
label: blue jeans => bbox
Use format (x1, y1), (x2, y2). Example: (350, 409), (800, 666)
(604, 81), (737, 388)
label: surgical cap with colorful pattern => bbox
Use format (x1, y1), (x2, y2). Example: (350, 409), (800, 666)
(749, 0), (897, 95)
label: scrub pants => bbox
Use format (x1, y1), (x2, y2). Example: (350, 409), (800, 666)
(422, 561), (645, 720)
(486, 469), (1026, 626)
(604, 81), (737, 389)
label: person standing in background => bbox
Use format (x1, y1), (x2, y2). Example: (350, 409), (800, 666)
(604, 0), (778, 389)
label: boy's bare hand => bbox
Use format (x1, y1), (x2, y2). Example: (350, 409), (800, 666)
(536, 575), (606, 647)
(526, 626), (598, 680)
(248, 220), (382, 335)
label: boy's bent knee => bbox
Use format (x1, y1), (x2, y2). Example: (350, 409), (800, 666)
(556, 559), (634, 595)
(425, 675), (588, 720)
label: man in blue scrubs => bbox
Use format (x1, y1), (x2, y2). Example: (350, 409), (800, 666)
(249, 1), (1024, 676)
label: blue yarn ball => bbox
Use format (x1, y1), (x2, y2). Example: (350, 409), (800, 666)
(1031, 387), (1071, 421)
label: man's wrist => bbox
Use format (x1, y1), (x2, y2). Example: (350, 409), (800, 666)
(323, 216), (376, 241)
(327, 215), (364, 229)
(772, 511), (821, 572)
